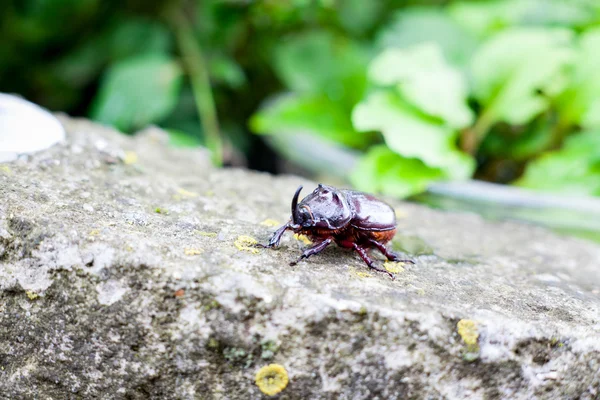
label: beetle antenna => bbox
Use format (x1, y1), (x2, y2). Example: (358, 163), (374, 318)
(291, 185), (302, 224)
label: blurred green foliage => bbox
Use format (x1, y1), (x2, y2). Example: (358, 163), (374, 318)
(2, 0), (600, 197)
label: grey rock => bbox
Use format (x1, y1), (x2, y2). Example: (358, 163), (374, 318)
(0, 116), (599, 399)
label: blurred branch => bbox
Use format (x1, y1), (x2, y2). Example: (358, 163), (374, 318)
(461, 106), (495, 155)
(169, 8), (223, 166)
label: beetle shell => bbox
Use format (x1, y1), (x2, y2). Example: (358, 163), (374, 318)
(342, 190), (396, 231)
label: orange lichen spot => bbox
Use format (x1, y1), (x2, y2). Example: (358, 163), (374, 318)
(235, 235), (259, 254)
(384, 261), (405, 274)
(260, 219), (280, 227)
(293, 233), (312, 245)
(123, 151), (138, 165)
(184, 248), (203, 256)
(255, 364), (289, 396)
(174, 289), (185, 297)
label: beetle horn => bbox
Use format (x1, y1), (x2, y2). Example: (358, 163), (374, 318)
(291, 185), (303, 224)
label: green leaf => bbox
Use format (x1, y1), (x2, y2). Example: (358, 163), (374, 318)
(352, 91), (474, 179)
(470, 28), (574, 126)
(556, 28), (600, 129)
(208, 55), (246, 88)
(91, 54), (183, 132)
(449, 0), (599, 38)
(368, 44), (473, 129)
(167, 129), (202, 147)
(338, 0), (382, 35)
(481, 121), (554, 162)
(273, 31), (370, 107)
(351, 145), (445, 198)
(52, 18), (171, 86)
(516, 130), (600, 196)
(105, 19), (172, 61)
(250, 94), (370, 148)
(376, 7), (478, 67)
(449, 0), (518, 37)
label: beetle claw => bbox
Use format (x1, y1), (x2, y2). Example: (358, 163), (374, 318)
(290, 255), (305, 266)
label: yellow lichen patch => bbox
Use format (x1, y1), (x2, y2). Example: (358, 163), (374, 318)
(354, 271), (372, 279)
(260, 219), (280, 227)
(155, 207), (168, 214)
(235, 235), (259, 254)
(194, 230), (217, 238)
(173, 188), (199, 200)
(293, 233), (312, 245)
(384, 261), (405, 274)
(457, 319), (479, 346)
(184, 248), (203, 256)
(123, 151), (138, 165)
(25, 290), (39, 300)
(255, 364), (289, 396)
(0, 166), (12, 175)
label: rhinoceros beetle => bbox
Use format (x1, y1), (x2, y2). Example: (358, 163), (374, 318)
(261, 184), (414, 278)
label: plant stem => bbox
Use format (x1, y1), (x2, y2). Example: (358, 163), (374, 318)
(461, 106), (496, 155)
(170, 9), (223, 166)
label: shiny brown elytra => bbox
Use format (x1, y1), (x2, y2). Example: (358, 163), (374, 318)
(261, 184), (414, 279)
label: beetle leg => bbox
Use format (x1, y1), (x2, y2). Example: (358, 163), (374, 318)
(368, 239), (415, 264)
(256, 222), (291, 248)
(353, 243), (394, 279)
(290, 238), (332, 266)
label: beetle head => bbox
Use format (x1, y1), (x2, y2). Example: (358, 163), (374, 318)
(291, 184), (352, 230)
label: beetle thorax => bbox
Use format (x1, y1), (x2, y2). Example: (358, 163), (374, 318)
(293, 185), (352, 230)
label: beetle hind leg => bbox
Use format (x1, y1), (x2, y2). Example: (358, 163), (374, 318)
(352, 243), (394, 279)
(368, 239), (414, 264)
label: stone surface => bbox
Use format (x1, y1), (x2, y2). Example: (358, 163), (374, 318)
(1, 116), (599, 399)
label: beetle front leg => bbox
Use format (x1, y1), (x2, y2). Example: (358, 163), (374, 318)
(353, 243), (394, 279)
(368, 239), (414, 264)
(257, 222), (291, 248)
(290, 238), (332, 266)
